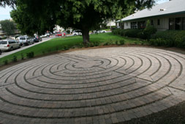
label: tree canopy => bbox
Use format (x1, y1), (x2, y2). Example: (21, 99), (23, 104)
(10, 0), (155, 44)
(0, 0), (16, 7)
(0, 20), (16, 36)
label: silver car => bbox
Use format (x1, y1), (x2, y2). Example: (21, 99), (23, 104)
(19, 36), (30, 46)
(0, 39), (20, 51)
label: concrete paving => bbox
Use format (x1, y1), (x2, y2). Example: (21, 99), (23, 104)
(0, 47), (185, 124)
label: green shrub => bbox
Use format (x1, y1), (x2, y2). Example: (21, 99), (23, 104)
(113, 29), (143, 38)
(134, 41), (138, 45)
(3, 60), (8, 65)
(91, 41), (100, 46)
(151, 30), (185, 48)
(124, 29), (143, 38)
(115, 40), (120, 45)
(12, 55), (17, 62)
(112, 29), (122, 35)
(143, 20), (157, 40)
(26, 52), (34, 58)
(137, 32), (147, 39)
(103, 42), (111, 46)
(56, 47), (59, 51)
(63, 45), (69, 50)
(77, 43), (84, 48)
(149, 38), (167, 46)
(21, 53), (24, 60)
(42, 51), (45, 55)
(119, 40), (125, 45)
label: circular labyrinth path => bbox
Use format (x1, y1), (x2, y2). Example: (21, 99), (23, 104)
(0, 47), (185, 124)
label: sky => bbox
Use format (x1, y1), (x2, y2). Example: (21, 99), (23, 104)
(0, 6), (13, 21)
(0, 0), (169, 21)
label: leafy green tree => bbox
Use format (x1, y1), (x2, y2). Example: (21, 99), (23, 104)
(10, 7), (53, 36)
(0, 20), (16, 36)
(11, 0), (155, 44)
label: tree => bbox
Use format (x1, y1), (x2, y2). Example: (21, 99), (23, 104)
(0, 20), (16, 36)
(11, 0), (155, 44)
(10, 7), (54, 36)
(0, 0), (16, 7)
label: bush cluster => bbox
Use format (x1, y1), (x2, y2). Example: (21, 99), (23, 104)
(150, 30), (185, 48)
(26, 52), (34, 58)
(103, 39), (125, 46)
(112, 20), (157, 40)
(112, 29), (143, 38)
(12, 56), (17, 62)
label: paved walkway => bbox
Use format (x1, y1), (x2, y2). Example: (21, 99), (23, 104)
(0, 47), (185, 124)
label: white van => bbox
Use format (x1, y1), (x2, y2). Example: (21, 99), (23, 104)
(19, 36), (30, 46)
(0, 39), (20, 51)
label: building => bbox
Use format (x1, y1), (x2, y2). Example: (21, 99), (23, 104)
(106, 20), (116, 28)
(53, 25), (65, 33)
(0, 19), (21, 37)
(119, 0), (185, 31)
(0, 24), (5, 36)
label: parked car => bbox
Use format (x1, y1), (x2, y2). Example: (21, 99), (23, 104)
(27, 37), (35, 44)
(93, 30), (107, 34)
(0, 39), (20, 51)
(19, 36), (30, 46)
(100, 30), (107, 33)
(44, 33), (50, 37)
(72, 30), (82, 36)
(34, 36), (42, 42)
(55, 32), (66, 36)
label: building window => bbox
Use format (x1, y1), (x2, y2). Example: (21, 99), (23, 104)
(182, 17), (185, 30)
(175, 18), (181, 30)
(138, 21), (145, 29)
(169, 17), (185, 30)
(157, 19), (160, 25)
(169, 18), (175, 30)
(131, 22), (137, 29)
(151, 20), (153, 25)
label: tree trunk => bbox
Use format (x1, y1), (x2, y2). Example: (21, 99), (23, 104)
(82, 28), (90, 45)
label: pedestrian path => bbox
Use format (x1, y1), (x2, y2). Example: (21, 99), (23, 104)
(0, 47), (185, 124)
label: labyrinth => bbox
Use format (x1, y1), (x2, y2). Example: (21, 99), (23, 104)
(0, 47), (185, 124)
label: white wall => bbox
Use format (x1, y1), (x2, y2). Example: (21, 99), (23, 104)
(122, 17), (169, 31)
(152, 17), (169, 31)
(107, 21), (116, 27)
(124, 22), (131, 29)
(54, 25), (64, 33)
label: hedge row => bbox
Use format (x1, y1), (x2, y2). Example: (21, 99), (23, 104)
(112, 29), (144, 38)
(112, 28), (156, 40)
(112, 28), (185, 48)
(150, 30), (185, 48)
(112, 21), (157, 40)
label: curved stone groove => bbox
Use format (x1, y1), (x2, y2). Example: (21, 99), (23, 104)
(0, 47), (184, 124)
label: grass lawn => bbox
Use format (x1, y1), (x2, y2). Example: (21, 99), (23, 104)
(0, 33), (144, 66)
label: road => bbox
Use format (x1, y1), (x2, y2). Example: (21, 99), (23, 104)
(0, 37), (52, 59)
